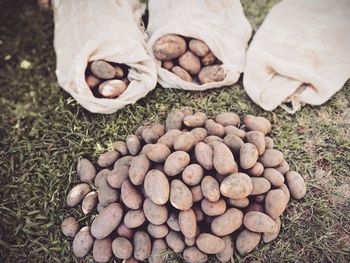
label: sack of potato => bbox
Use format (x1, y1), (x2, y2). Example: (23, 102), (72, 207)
(62, 109), (306, 262)
(146, 0), (252, 91)
(53, 0), (157, 114)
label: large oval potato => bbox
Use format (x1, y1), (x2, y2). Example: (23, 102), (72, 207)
(223, 134), (244, 154)
(201, 198), (226, 216)
(112, 237), (133, 260)
(245, 131), (266, 156)
(182, 164), (204, 186)
(61, 217), (79, 238)
(93, 238), (113, 263)
(178, 51), (201, 75)
(191, 185), (204, 202)
(126, 135), (141, 156)
(213, 142), (237, 175)
(259, 149), (284, 167)
(172, 66), (193, 82)
(154, 34), (187, 60)
(149, 239), (167, 263)
(173, 132), (197, 151)
(179, 209), (197, 239)
(250, 177), (271, 195)
(170, 179), (193, 210)
(77, 158), (96, 183)
(129, 154), (151, 185)
(183, 112), (207, 128)
(240, 143), (259, 170)
(164, 151), (190, 176)
(166, 110), (184, 131)
(166, 231), (185, 253)
(189, 39), (210, 57)
(144, 169), (170, 205)
(72, 226), (94, 257)
(91, 60), (117, 79)
(236, 229), (261, 255)
(220, 173), (253, 199)
(98, 79), (127, 98)
(201, 176), (220, 202)
(97, 151), (119, 168)
(215, 112), (240, 127)
(198, 65), (225, 84)
(205, 119), (225, 137)
(147, 224), (169, 239)
(123, 209), (146, 228)
(121, 179), (143, 209)
(211, 208), (243, 236)
(167, 212), (181, 232)
(286, 171), (306, 199)
(158, 129), (183, 148)
(243, 211), (277, 233)
(133, 231), (151, 261)
(146, 143), (171, 163)
(82, 191), (98, 215)
(107, 165), (129, 189)
(263, 217), (281, 243)
(194, 142), (214, 170)
(265, 189), (288, 219)
(263, 168), (285, 187)
(183, 246), (208, 263)
(244, 115), (271, 135)
(196, 233), (225, 254)
(67, 183), (91, 207)
(216, 235), (234, 263)
(143, 198), (168, 225)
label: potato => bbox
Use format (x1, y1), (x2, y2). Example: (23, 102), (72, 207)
(264, 136), (274, 149)
(201, 198), (226, 216)
(236, 229), (261, 255)
(191, 185), (204, 202)
(154, 34), (187, 60)
(201, 51), (216, 66)
(211, 208), (243, 236)
(66, 183), (91, 207)
(91, 203), (123, 239)
(225, 125), (246, 139)
(112, 237), (133, 260)
(82, 191), (98, 215)
(114, 155), (133, 169)
(275, 159), (290, 175)
(147, 224), (169, 239)
(158, 129), (183, 148)
(124, 209), (146, 228)
(129, 154), (151, 185)
(183, 112), (207, 128)
(91, 60), (117, 79)
(189, 39), (210, 57)
(216, 235), (234, 263)
(223, 134), (244, 154)
(247, 162), (264, 177)
(98, 80), (127, 98)
(149, 239), (167, 263)
(250, 177), (271, 195)
(227, 197), (249, 208)
(178, 209), (197, 239)
(183, 246), (208, 263)
(182, 164), (204, 186)
(97, 151), (119, 167)
(201, 176), (220, 202)
(263, 217), (281, 243)
(245, 202), (264, 213)
(263, 168), (285, 187)
(77, 158), (96, 183)
(286, 171), (306, 199)
(142, 127), (160, 144)
(86, 75), (101, 89)
(166, 110), (184, 131)
(94, 169), (110, 187)
(205, 119), (225, 137)
(143, 198), (168, 225)
(220, 173), (253, 199)
(190, 127), (208, 143)
(244, 115), (272, 135)
(107, 165), (129, 189)
(112, 141), (128, 155)
(196, 233), (225, 254)
(259, 149), (284, 167)
(133, 231), (151, 261)
(245, 131), (266, 156)
(185, 237), (197, 247)
(194, 142), (214, 170)
(178, 51), (201, 75)
(166, 231), (185, 253)
(116, 223), (134, 239)
(215, 112), (240, 127)
(126, 135), (141, 156)
(164, 151), (190, 176)
(146, 143), (171, 163)
(61, 217), (79, 238)
(97, 172), (119, 206)
(243, 211), (277, 233)
(171, 66), (193, 82)
(167, 212), (181, 232)
(278, 184), (291, 202)
(162, 60), (174, 70)
(72, 226), (94, 257)
(121, 180), (143, 209)
(198, 65), (225, 84)
(124, 257), (138, 263)
(170, 179), (193, 210)
(93, 238), (113, 263)
(173, 132), (197, 151)
(213, 142), (237, 175)
(240, 143), (259, 170)
(144, 169), (170, 205)
(265, 189), (288, 219)
(97, 203), (105, 213)
(193, 206), (205, 221)
(254, 194), (266, 203)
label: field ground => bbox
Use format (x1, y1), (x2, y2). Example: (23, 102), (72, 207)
(0, 0), (349, 262)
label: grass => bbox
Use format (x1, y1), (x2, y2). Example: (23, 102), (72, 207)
(0, 0), (349, 262)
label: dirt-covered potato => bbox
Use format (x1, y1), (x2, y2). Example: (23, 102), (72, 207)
(244, 115), (272, 135)
(171, 66), (193, 82)
(82, 191), (98, 215)
(220, 173), (253, 199)
(247, 162), (264, 177)
(106, 165), (129, 189)
(264, 136), (274, 149)
(275, 159), (290, 175)
(158, 129), (183, 148)
(243, 211), (277, 233)
(61, 217), (79, 238)
(179, 209), (197, 238)
(166, 231), (185, 253)
(93, 238), (113, 263)
(178, 51), (201, 75)
(245, 131), (266, 156)
(204, 135), (222, 144)
(198, 65), (225, 84)
(191, 185), (204, 203)
(236, 229), (261, 255)
(183, 246), (208, 263)
(129, 154), (151, 185)
(201, 176), (220, 202)
(162, 60), (174, 71)
(194, 142), (214, 170)
(173, 132), (197, 151)
(142, 127), (160, 144)
(185, 236), (197, 247)
(67, 183), (91, 207)
(225, 125), (246, 139)
(147, 224), (169, 239)
(167, 212), (181, 232)
(143, 198), (168, 225)
(98, 80), (127, 98)
(124, 209), (146, 228)
(183, 112), (207, 128)
(286, 171), (306, 199)
(265, 189), (288, 219)
(164, 151), (190, 176)
(191, 127), (208, 143)
(278, 184), (291, 202)
(144, 169), (169, 205)
(201, 198), (226, 216)
(133, 231), (152, 261)
(211, 208), (243, 236)
(170, 179), (193, 210)
(259, 149), (284, 167)
(112, 237), (133, 260)
(216, 235), (234, 263)
(196, 233), (225, 254)
(91, 203), (123, 239)
(97, 151), (119, 168)
(114, 155), (133, 169)
(146, 143), (171, 163)
(77, 158), (96, 183)
(240, 143), (259, 170)
(166, 110), (184, 131)
(215, 112), (240, 127)
(182, 164), (204, 186)
(213, 142), (237, 175)
(227, 197), (249, 208)
(189, 39), (210, 57)
(201, 51), (216, 66)
(112, 141), (128, 156)
(126, 135), (141, 156)
(205, 119), (225, 137)
(97, 171), (119, 206)
(263, 168), (285, 187)
(263, 217), (281, 243)
(72, 226), (94, 257)
(154, 34), (187, 60)
(149, 239), (167, 263)
(121, 180), (143, 209)
(250, 177), (271, 195)
(117, 223), (134, 239)
(91, 60), (117, 79)
(223, 134), (244, 154)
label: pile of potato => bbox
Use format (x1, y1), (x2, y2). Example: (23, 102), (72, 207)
(85, 60), (130, 99)
(62, 109), (306, 263)
(153, 34), (225, 84)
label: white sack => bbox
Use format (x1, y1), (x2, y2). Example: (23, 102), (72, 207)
(53, 0), (157, 114)
(244, 0), (350, 113)
(146, 0), (252, 91)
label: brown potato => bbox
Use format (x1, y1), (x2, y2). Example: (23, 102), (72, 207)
(86, 75), (101, 89)
(107, 165), (129, 189)
(91, 60), (117, 79)
(124, 257), (138, 263)
(114, 155), (133, 169)
(112, 237), (133, 260)
(247, 162), (264, 177)
(243, 211), (277, 233)
(215, 112), (240, 127)
(211, 208), (243, 236)
(143, 198), (168, 225)
(133, 231), (151, 261)
(205, 119), (225, 137)
(164, 151), (190, 176)
(201, 176), (220, 202)
(166, 110), (184, 131)
(112, 141), (128, 156)
(244, 115), (272, 135)
(259, 149), (284, 167)
(275, 159), (290, 175)
(147, 224), (169, 239)
(225, 125), (246, 138)
(179, 209), (197, 238)
(144, 169), (170, 205)
(170, 179), (193, 210)
(142, 127), (160, 144)
(263, 168), (285, 187)
(227, 197), (249, 208)
(98, 80), (127, 98)
(166, 231), (185, 253)
(201, 198), (226, 216)
(198, 65), (225, 84)
(183, 112), (207, 127)
(91, 203), (123, 239)
(97, 203), (106, 213)
(185, 236), (197, 247)
(201, 51), (216, 66)
(72, 226), (94, 257)
(194, 142), (214, 170)
(97, 171), (119, 206)
(264, 136), (274, 149)
(196, 233), (225, 254)
(116, 223), (134, 239)
(146, 143), (171, 163)
(183, 246), (208, 263)
(61, 217), (79, 238)
(245, 131), (266, 156)
(189, 39), (210, 57)
(278, 184), (291, 202)
(77, 158), (96, 183)
(240, 143), (259, 170)
(126, 135), (141, 156)
(167, 212), (181, 232)
(265, 189), (288, 219)
(213, 142), (237, 175)
(66, 183), (91, 207)
(182, 164), (204, 186)
(250, 177), (271, 195)
(158, 129), (183, 148)
(263, 217), (281, 243)
(223, 134), (244, 154)
(245, 202), (264, 213)
(236, 229), (261, 255)
(129, 154), (151, 185)
(154, 34), (187, 60)
(93, 238), (113, 263)
(121, 180), (143, 209)
(149, 239), (167, 263)
(82, 191), (98, 215)
(204, 135), (222, 144)
(216, 235), (234, 263)
(191, 185), (204, 202)
(162, 60), (174, 70)
(124, 209), (146, 228)
(191, 127), (208, 143)
(97, 151), (119, 167)
(173, 132), (197, 151)
(178, 51), (201, 75)
(171, 66), (193, 82)
(286, 171), (306, 199)
(220, 173), (253, 199)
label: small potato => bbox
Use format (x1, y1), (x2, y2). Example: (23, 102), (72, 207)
(245, 202), (264, 213)
(193, 206), (205, 222)
(112, 141), (128, 155)
(162, 60), (174, 70)
(205, 119), (225, 137)
(201, 176), (220, 202)
(225, 125), (246, 139)
(263, 217), (281, 243)
(216, 235), (234, 263)
(129, 154), (151, 185)
(114, 155), (133, 169)
(245, 131), (266, 156)
(244, 115), (272, 135)
(91, 203), (123, 239)
(211, 208), (243, 236)
(170, 179), (193, 210)
(250, 177), (271, 195)
(82, 191), (98, 215)
(141, 127), (159, 144)
(191, 185), (204, 202)
(167, 212), (181, 232)
(201, 198), (226, 216)
(254, 194), (266, 203)
(171, 66), (192, 82)
(215, 112), (240, 127)
(194, 142), (214, 170)
(196, 233), (225, 254)
(183, 246), (208, 263)
(264, 136), (274, 149)
(247, 162), (264, 177)
(93, 238), (113, 263)
(204, 135), (222, 144)
(201, 51), (216, 66)
(179, 209), (197, 238)
(240, 143), (259, 170)
(223, 134), (244, 154)
(149, 239), (167, 263)
(91, 60), (117, 79)
(133, 231), (151, 261)
(77, 158), (96, 183)
(144, 169), (170, 205)
(227, 197), (249, 208)
(236, 230), (261, 255)
(183, 112), (207, 128)
(286, 171), (306, 199)
(166, 231), (185, 253)
(124, 209), (146, 228)
(107, 165), (129, 188)
(143, 198), (168, 225)
(179, 51), (201, 75)
(72, 226), (94, 257)
(146, 143), (171, 163)
(66, 183), (91, 207)
(243, 211), (277, 233)
(61, 217), (79, 238)
(190, 127), (208, 143)
(263, 168), (285, 187)
(126, 135), (141, 156)
(112, 237), (133, 260)
(259, 149), (284, 167)
(154, 34), (187, 60)
(164, 151), (190, 176)
(213, 142), (237, 175)
(185, 237), (197, 247)
(198, 65), (225, 84)
(275, 159), (290, 175)
(220, 173), (253, 199)
(121, 180), (143, 209)
(189, 39), (210, 57)
(147, 224), (169, 239)
(158, 129), (183, 148)
(97, 172), (119, 206)
(98, 80), (127, 98)
(86, 75), (101, 89)
(116, 223), (134, 239)
(97, 151), (119, 167)
(182, 164), (204, 186)
(278, 184), (291, 202)
(166, 110), (184, 131)
(265, 189), (288, 219)
(173, 132), (197, 152)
